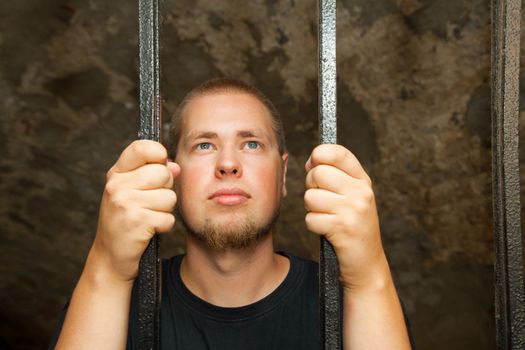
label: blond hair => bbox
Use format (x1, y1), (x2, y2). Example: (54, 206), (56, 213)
(168, 78), (287, 158)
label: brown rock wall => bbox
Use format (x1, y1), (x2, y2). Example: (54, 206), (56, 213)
(0, 0), (521, 348)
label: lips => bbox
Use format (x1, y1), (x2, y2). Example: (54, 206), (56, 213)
(209, 188), (250, 205)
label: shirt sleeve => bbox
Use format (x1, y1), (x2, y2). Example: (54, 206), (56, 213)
(47, 299), (69, 350)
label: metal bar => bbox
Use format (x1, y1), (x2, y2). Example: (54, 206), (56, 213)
(137, 0), (161, 348)
(491, 0), (525, 348)
(318, 0), (342, 349)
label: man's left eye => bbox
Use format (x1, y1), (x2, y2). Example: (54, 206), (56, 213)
(197, 142), (212, 150)
(245, 141), (260, 150)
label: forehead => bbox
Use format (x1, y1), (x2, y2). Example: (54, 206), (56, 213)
(180, 91), (274, 135)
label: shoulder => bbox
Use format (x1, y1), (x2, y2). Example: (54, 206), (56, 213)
(281, 252), (318, 272)
(279, 252), (318, 293)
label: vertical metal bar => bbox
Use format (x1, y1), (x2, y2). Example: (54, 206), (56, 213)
(491, 0), (525, 348)
(138, 0), (161, 348)
(318, 0), (342, 349)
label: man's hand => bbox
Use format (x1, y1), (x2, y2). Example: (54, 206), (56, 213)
(55, 140), (180, 350)
(305, 144), (411, 349)
(304, 144), (388, 292)
(91, 140), (180, 283)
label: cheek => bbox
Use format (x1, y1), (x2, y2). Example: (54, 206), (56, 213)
(252, 164), (281, 199)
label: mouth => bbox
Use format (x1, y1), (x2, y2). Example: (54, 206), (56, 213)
(209, 188), (250, 206)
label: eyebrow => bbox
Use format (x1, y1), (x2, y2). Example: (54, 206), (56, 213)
(238, 130), (259, 138)
(189, 131), (218, 140)
(187, 129), (268, 140)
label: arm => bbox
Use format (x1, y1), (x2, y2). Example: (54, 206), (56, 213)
(342, 255), (410, 349)
(304, 144), (410, 349)
(54, 250), (134, 350)
(55, 140), (179, 350)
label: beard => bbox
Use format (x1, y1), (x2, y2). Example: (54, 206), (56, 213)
(177, 205), (281, 252)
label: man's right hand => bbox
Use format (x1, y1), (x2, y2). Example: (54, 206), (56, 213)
(89, 140), (180, 283)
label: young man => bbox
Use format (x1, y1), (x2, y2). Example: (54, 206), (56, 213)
(50, 79), (412, 349)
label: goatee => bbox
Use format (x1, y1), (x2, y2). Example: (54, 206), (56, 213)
(177, 207), (280, 251)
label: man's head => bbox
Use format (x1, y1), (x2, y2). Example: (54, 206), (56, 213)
(170, 78), (288, 251)
(169, 78), (286, 159)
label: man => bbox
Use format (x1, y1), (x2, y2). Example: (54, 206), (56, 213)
(50, 78), (412, 349)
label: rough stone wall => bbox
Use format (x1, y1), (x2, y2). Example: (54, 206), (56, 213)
(1, 0), (523, 348)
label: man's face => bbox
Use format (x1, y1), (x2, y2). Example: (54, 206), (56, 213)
(174, 91), (288, 251)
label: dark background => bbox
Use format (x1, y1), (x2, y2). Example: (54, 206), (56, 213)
(1, 0), (524, 349)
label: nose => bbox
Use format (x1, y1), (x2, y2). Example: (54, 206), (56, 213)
(215, 148), (242, 178)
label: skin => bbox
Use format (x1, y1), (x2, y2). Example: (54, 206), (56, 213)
(174, 92), (290, 307)
(304, 145), (411, 349)
(55, 90), (410, 349)
(56, 140), (179, 349)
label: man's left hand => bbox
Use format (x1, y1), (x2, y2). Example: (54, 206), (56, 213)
(304, 144), (389, 292)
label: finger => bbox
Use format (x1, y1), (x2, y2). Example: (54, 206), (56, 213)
(305, 164), (357, 194)
(304, 188), (342, 214)
(145, 209), (176, 233)
(126, 189), (177, 213)
(305, 212), (335, 236)
(113, 163), (173, 190)
(111, 140), (168, 174)
(306, 144), (371, 183)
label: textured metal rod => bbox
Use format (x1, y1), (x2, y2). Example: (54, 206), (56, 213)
(318, 0), (342, 349)
(491, 0), (525, 348)
(137, 0), (161, 348)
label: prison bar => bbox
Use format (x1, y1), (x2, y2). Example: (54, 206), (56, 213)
(137, 0), (161, 348)
(318, 0), (343, 349)
(135, 0), (342, 348)
(491, 0), (525, 348)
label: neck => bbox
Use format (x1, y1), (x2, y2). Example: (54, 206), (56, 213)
(180, 233), (290, 307)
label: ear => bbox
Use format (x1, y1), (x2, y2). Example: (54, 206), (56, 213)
(281, 153), (289, 197)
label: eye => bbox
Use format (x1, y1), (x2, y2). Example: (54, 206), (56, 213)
(196, 142), (212, 150)
(245, 141), (260, 150)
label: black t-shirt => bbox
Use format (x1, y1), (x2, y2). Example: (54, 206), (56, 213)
(128, 253), (319, 349)
(49, 253), (320, 350)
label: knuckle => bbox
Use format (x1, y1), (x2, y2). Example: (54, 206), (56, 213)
(158, 214), (175, 232)
(109, 191), (128, 209)
(334, 216), (348, 235)
(160, 190), (177, 211)
(304, 189), (315, 204)
(133, 140), (167, 162)
(164, 166), (173, 183)
(304, 212), (313, 226)
(305, 170), (314, 188)
(335, 145), (348, 162)
(125, 207), (144, 228)
(311, 145), (320, 158)
(353, 198), (369, 214)
(167, 190), (177, 205)
(310, 165), (329, 187)
(362, 186), (375, 203)
(158, 144), (168, 160)
(167, 214), (176, 227)
(311, 145), (324, 162)
(310, 167), (321, 184)
(317, 164), (331, 178)
(131, 140), (146, 157)
(104, 180), (119, 197)
(344, 214), (358, 232)
(155, 164), (171, 184)
(143, 164), (170, 187)
(339, 213), (350, 226)
(105, 167), (115, 181)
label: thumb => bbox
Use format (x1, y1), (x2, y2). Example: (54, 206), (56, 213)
(167, 161), (181, 178)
